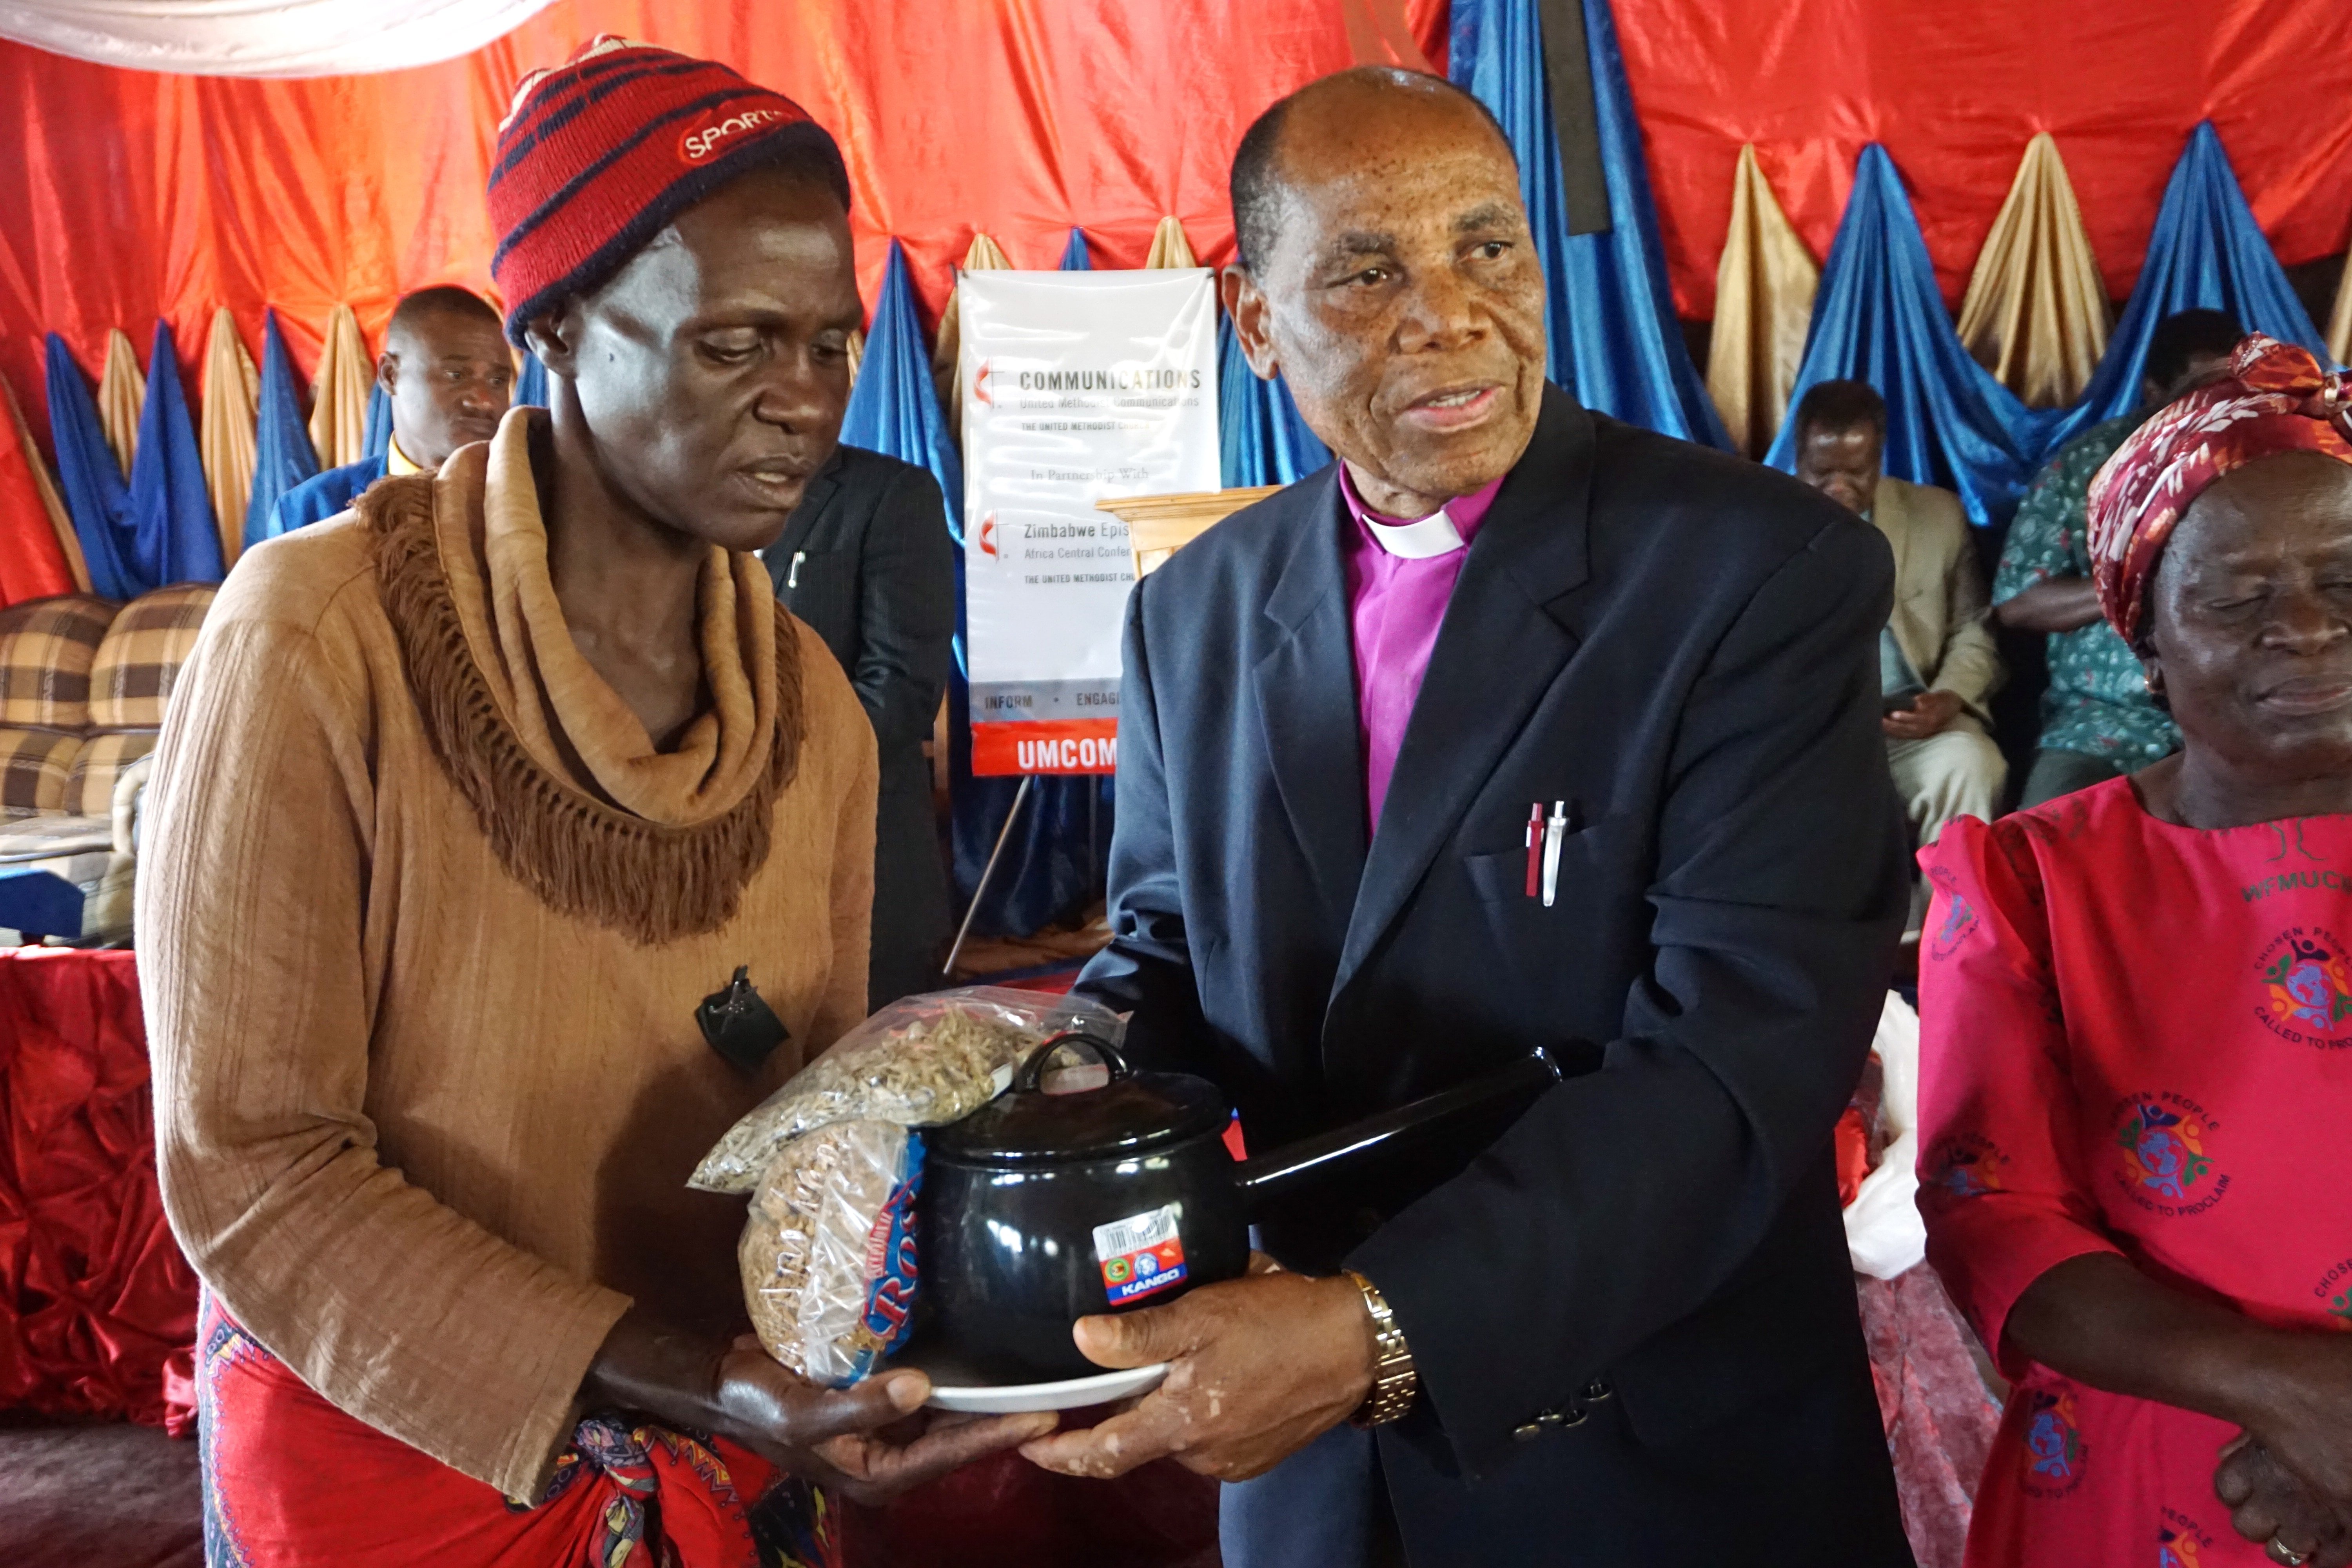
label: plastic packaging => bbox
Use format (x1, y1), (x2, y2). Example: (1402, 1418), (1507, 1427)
(739, 1119), (925, 1387)
(691, 985), (1121, 1194)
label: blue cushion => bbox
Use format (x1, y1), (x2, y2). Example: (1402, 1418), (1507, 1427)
(0, 866), (83, 938)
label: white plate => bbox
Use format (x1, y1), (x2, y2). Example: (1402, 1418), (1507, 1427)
(922, 1362), (1169, 1414)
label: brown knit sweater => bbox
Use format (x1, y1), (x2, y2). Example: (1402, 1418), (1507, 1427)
(140, 410), (877, 1502)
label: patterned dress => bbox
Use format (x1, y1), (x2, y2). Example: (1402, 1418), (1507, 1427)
(1991, 415), (2181, 765)
(1917, 778), (2352, 1566)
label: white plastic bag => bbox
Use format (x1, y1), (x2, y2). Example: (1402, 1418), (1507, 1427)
(739, 1119), (924, 1387)
(691, 985), (1120, 1194)
(1845, 991), (1929, 1280)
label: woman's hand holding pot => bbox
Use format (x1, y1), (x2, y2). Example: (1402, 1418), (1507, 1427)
(586, 1310), (1055, 1505)
(710, 1339), (1056, 1503)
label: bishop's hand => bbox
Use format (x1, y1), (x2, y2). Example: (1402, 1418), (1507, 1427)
(1017, 1254), (1379, 1482)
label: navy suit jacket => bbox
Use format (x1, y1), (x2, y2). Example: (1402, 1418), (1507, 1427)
(1076, 388), (1912, 1560)
(266, 455), (387, 539)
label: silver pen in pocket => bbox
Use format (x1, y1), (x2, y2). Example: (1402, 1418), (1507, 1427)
(1541, 800), (1567, 907)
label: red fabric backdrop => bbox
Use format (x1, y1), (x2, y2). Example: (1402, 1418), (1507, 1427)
(1615, 0), (2352, 317)
(1, 0), (2348, 442)
(0, 0), (1446, 443)
(0, 949), (196, 1432)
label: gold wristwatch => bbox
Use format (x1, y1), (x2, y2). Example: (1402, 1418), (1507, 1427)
(1344, 1270), (1419, 1427)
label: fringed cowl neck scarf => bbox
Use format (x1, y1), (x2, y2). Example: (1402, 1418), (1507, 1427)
(360, 407), (803, 945)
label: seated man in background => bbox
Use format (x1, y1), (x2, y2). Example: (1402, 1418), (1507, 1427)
(764, 446), (956, 1009)
(1794, 379), (2005, 854)
(264, 285), (513, 536)
(1991, 308), (2241, 806)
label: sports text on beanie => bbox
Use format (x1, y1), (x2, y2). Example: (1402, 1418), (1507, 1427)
(488, 36), (851, 346)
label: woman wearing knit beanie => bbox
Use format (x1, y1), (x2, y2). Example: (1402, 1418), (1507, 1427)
(138, 40), (1049, 1567)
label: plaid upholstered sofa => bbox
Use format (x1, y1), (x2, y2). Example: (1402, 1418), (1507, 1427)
(0, 586), (214, 941)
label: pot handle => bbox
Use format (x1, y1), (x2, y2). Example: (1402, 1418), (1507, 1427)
(1011, 1030), (1132, 1093)
(1231, 1045), (1565, 1207)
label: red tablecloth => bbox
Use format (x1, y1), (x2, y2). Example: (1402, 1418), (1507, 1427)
(0, 948), (197, 1432)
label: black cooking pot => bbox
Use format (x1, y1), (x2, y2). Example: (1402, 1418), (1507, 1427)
(912, 1032), (1561, 1384)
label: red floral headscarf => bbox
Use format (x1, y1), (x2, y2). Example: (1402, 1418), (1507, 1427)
(2085, 334), (2352, 646)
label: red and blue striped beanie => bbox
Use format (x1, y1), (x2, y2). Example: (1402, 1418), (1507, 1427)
(488, 37), (850, 345)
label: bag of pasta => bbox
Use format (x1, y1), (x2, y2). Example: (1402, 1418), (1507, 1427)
(739, 1119), (923, 1387)
(691, 985), (1120, 1194)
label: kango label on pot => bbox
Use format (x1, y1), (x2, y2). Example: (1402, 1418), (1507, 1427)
(1093, 1203), (1188, 1305)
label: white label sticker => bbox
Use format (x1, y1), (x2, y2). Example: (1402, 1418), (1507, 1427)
(1093, 1203), (1181, 1261)
(1092, 1203), (1189, 1305)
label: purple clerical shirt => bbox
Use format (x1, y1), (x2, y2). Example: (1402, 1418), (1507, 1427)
(1338, 466), (1504, 833)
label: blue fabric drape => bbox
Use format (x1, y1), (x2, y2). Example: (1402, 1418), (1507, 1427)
(42, 334), (138, 601)
(361, 381), (391, 461)
(2041, 121), (2331, 453)
(1449, 0), (1728, 448)
(1764, 146), (2047, 525)
(842, 240), (963, 512)
(1058, 228), (1092, 271)
(1217, 311), (1331, 487)
(126, 321), (224, 588)
(243, 309), (320, 551)
(514, 349), (549, 408)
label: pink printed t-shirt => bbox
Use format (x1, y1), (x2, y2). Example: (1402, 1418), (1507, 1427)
(1917, 778), (2352, 1566)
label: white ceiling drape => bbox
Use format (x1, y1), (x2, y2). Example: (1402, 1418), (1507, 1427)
(0, 0), (559, 76)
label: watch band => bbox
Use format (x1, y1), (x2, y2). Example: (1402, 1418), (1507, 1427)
(1344, 1269), (1419, 1428)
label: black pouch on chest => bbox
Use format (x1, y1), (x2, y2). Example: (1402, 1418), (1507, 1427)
(697, 966), (789, 1072)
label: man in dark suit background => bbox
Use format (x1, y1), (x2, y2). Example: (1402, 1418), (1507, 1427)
(1021, 69), (1913, 1566)
(764, 443), (956, 1007)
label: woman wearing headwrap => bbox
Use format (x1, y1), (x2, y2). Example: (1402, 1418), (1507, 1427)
(141, 40), (1049, 1568)
(1917, 334), (2352, 1568)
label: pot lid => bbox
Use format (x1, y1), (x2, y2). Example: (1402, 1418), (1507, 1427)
(930, 1034), (1229, 1165)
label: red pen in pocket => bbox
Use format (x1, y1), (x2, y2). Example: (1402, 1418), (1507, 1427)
(1524, 802), (1545, 897)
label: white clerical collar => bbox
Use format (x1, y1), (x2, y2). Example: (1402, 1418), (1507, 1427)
(1364, 508), (1466, 560)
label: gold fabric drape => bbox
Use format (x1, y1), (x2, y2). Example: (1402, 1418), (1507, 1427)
(845, 329), (865, 387)
(1955, 133), (2110, 408)
(308, 303), (373, 470)
(3, 370), (89, 592)
(1143, 215), (1198, 270)
(933, 232), (1013, 439)
(1706, 145), (1818, 459)
(200, 308), (259, 570)
(2328, 247), (2352, 369)
(96, 328), (144, 476)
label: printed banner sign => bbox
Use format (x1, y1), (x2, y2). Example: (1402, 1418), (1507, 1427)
(958, 269), (1220, 775)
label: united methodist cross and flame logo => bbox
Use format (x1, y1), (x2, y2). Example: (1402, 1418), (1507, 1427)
(2158, 1526), (2204, 1568)
(2263, 931), (2352, 1036)
(2024, 1388), (2084, 1485)
(972, 358), (995, 407)
(2114, 1100), (2213, 1201)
